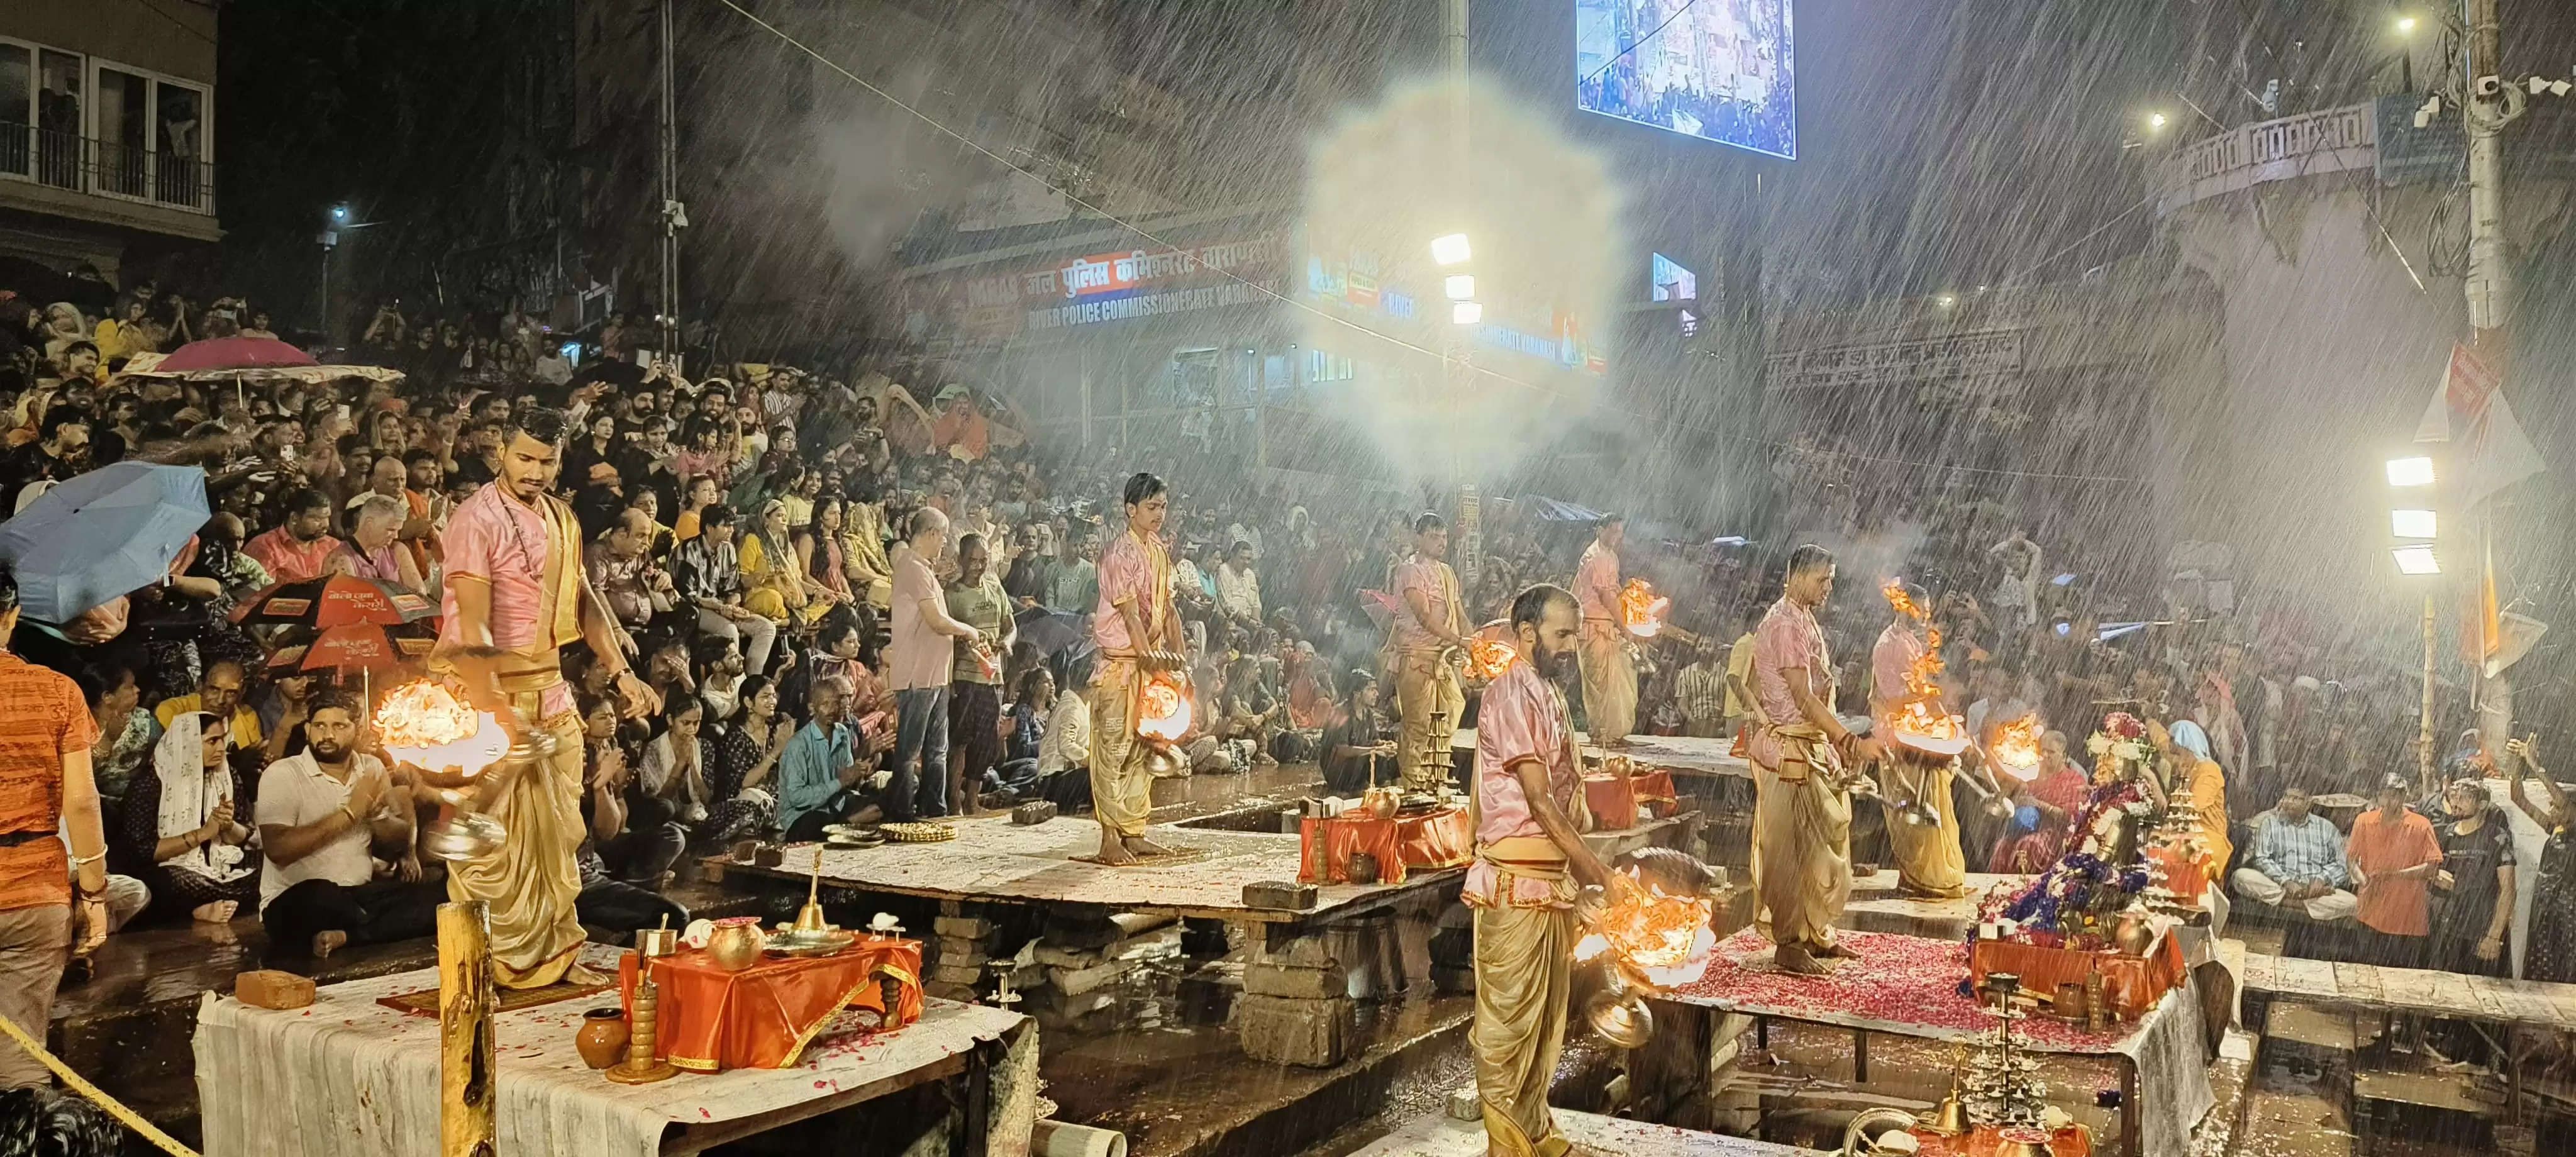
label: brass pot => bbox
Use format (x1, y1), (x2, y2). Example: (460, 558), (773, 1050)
(706, 917), (767, 971)
(2112, 906), (2155, 956)
(575, 1007), (629, 1070)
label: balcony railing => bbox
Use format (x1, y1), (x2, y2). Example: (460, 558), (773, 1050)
(0, 123), (217, 216)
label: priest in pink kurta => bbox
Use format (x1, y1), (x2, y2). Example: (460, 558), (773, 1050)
(1467, 584), (1610, 1157)
(1573, 516), (1635, 746)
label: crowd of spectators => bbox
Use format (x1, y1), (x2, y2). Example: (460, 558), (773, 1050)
(0, 276), (2565, 1098)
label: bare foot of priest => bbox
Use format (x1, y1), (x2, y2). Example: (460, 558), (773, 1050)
(1813, 938), (1861, 960)
(1096, 830), (1140, 865)
(1123, 834), (1174, 858)
(1774, 944), (1834, 975)
(564, 961), (612, 986)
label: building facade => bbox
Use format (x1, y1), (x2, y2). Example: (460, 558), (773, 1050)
(0, 0), (219, 281)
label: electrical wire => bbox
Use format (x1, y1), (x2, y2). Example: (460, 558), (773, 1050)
(713, 0), (2147, 487)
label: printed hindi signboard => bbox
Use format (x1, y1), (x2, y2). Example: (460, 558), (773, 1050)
(1765, 330), (2024, 391)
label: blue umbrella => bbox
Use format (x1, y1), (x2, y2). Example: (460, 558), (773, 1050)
(0, 462), (208, 623)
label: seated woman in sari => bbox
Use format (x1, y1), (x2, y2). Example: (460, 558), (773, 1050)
(115, 713), (261, 923)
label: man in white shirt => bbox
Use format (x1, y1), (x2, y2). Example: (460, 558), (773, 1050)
(1035, 656), (1094, 811)
(255, 697), (440, 958)
(1214, 540), (1263, 626)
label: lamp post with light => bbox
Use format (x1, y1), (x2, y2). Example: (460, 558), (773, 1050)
(2386, 453), (2441, 791)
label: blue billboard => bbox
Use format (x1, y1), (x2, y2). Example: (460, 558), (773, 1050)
(1575, 0), (1796, 160)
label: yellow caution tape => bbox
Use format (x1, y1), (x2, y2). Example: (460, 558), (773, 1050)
(0, 1009), (199, 1157)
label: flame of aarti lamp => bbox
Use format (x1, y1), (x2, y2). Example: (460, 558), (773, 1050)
(1134, 670), (1193, 775)
(1618, 578), (1671, 639)
(1990, 715), (2046, 782)
(1466, 637), (1519, 681)
(374, 679), (540, 861)
(1881, 579), (1970, 758)
(1574, 868), (1717, 1049)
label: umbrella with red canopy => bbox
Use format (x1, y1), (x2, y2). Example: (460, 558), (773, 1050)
(118, 337), (404, 384)
(231, 575), (438, 629)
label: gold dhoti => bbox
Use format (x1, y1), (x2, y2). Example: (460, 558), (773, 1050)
(1087, 658), (1152, 837)
(1877, 752), (1966, 897)
(448, 690), (588, 989)
(1577, 626), (1636, 743)
(1472, 897), (1575, 1157)
(1394, 650), (1464, 792)
(1752, 724), (1852, 953)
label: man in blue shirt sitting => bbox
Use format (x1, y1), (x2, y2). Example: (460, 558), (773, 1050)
(779, 676), (879, 841)
(2231, 784), (2359, 922)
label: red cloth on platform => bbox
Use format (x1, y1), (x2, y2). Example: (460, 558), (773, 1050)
(1297, 805), (1472, 884)
(619, 936), (924, 1072)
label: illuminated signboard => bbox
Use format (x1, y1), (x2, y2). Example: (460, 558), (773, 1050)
(1651, 252), (1696, 301)
(1575, 0), (1796, 160)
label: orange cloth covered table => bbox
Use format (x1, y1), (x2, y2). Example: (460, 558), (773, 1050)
(1297, 805), (1472, 885)
(1584, 774), (1639, 830)
(619, 936), (924, 1072)
(1909, 1124), (2092, 1156)
(1967, 927), (2184, 1022)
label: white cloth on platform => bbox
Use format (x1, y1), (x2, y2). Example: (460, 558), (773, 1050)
(192, 944), (1038, 1157)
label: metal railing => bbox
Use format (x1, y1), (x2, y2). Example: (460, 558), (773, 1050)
(0, 123), (216, 216)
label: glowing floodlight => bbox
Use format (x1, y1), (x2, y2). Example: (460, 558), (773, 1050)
(1444, 275), (1476, 301)
(1430, 233), (1472, 266)
(2385, 456), (2436, 487)
(1452, 301), (1484, 324)
(2390, 509), (2437, 540)
(2392, 545), (2441, 575)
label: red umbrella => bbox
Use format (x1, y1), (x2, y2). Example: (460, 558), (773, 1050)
(147, 337), (317, 374)
(231, 575), (438, 628)
(269, 622), (438, 675)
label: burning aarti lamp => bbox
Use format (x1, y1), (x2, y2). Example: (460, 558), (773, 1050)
(1574, 856), (1718, 1048)
(374, 679), (536, 861)
(1135, 668), (1194, 777)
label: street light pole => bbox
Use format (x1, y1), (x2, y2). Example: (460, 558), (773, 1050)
(2462, 0), (2515, 750)
(657, 0), (682, 360)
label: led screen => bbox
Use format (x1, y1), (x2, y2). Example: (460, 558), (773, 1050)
(1652, 252), (1696, 301)
(1576, 0), (1796, 159)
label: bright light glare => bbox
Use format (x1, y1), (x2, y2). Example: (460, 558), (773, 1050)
(2147, 112), (2169, 130)
(2390, 509), (2438, 539)
(1430, 233), (1472, 266)
(2396, 16), (2418, 34)
(1443, 274), (1476, 301)
(2385, 456), (2436, 487)
(1451, 301), (1483, 324)
(2392, 545), (2441, 575)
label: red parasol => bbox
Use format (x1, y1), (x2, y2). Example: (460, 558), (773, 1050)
(268, 622), (439, 675)
(231, 575), (438, 628)
(147, 337), (318, 373)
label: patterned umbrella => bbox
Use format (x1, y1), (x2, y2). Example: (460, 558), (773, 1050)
(267, 622), (439, 675)
(230, 575), (436, 628)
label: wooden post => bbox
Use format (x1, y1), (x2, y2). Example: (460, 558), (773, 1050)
(439, 900), (497, 1157)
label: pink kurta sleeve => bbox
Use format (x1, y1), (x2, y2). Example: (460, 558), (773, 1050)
(1575, 548), (1618, 621)
(440, 497), (502, 582)
(1091, 536), (1146, 652)
(1870, 626), (1919, 713)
